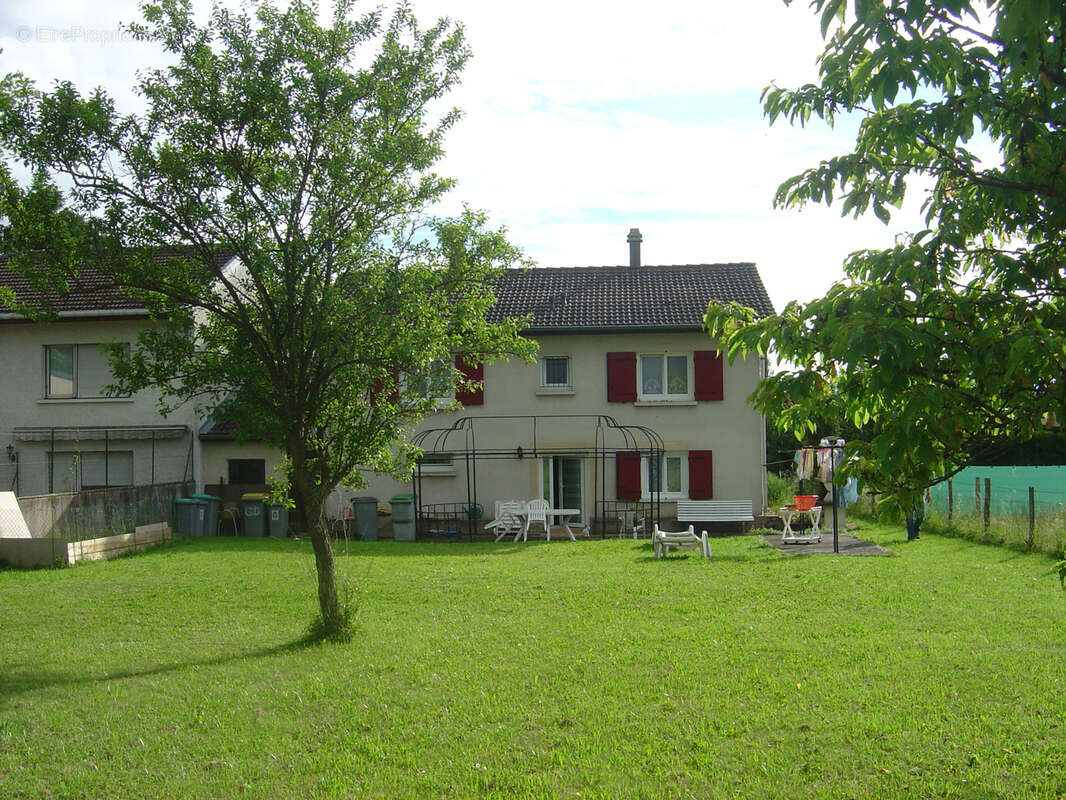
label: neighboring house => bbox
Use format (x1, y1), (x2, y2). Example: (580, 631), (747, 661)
(355, 230), (775, 530)
(1, 231), (774, 534)
(0, 250), (235, 497)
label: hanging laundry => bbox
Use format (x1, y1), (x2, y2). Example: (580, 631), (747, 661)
(840, 477), (859, 508)
(817, 448), (833, 483)
(794, 448), (814, 480)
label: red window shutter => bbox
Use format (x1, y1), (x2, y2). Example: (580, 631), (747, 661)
(606, 352), (637, 402)
(616, 451), (641, 501)
(688, 450), (713, 500)
(693, 350), (724, 401)
(370, 370), (399, 405)
(455, 356), (484, 406)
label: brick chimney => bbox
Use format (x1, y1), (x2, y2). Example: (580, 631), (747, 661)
(627, 227), (643, 267)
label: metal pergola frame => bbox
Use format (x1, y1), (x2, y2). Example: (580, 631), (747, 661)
(409, 414), (666, 540)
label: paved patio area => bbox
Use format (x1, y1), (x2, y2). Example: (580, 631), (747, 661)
(763, 531), (893, 556)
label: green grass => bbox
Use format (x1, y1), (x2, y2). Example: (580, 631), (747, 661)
(2, 524), (1064, 799)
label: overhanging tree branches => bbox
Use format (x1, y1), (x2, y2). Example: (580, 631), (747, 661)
(706, 0), (1066, 510)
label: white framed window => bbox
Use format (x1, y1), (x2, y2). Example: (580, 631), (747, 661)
(540, 355), (571, 389)
(638, 353), (691, 401)
(404, 359), (455, 407)
(642, 453), (688, 499)
(44, 343), (128, 399)
(417, 453), (455, 476)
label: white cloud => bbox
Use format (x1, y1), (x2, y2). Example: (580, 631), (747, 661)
(2, 0), (933, 312)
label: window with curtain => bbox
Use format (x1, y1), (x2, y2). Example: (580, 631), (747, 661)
(642, 453), (688, 499)
(638, 354), (690, 400)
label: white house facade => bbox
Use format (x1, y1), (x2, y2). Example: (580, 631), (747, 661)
(2, 232), (774, 537)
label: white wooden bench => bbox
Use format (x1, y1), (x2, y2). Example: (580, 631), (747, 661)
(652, 523), (710, 559)
(676, 500), (755, 532)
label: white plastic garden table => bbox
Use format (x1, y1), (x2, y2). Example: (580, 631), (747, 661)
(515, 507), (580, 541)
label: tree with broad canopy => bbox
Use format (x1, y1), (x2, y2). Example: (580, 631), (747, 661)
(0, 0), (536, 637)
(705, 0), (1066, 515)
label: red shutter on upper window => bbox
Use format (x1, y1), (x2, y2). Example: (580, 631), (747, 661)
(616, 451), (641, 501)
(693, 350), (724, 401)
(688, 450), (713, 500)
(606, 352), (637, 402)
(370, 370), (399, 406)
(455, 356), (484, 406)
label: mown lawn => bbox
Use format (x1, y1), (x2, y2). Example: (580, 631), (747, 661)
(1, 522), (1063, 799)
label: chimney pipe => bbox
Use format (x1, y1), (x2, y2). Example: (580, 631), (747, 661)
(627, 227), (643, 267)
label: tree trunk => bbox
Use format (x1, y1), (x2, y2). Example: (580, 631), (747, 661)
(309, 521), (342, 633)
(289, 459), (344, 635)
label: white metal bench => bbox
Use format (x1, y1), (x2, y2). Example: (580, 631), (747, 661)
(676, 500), (755, 531)
(652, 523), (711, 559)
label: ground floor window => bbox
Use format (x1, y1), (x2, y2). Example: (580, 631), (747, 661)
(48, 450), (134, 491)
(642, 453), (688, 499)
(228, 459), (266, 484)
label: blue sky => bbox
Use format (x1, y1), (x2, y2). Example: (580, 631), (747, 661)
(0, 0), (931, 311)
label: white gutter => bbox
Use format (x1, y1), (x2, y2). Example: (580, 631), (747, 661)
(0, 308), (150, 320)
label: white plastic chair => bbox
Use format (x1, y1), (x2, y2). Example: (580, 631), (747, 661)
(521, 498), (550, 541)
(485, 500), (524, 542)
(617, 506), (646, 539)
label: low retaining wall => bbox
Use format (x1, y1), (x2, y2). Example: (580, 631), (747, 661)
(0, 523), (172, 569)
(67, 522), (171, 565)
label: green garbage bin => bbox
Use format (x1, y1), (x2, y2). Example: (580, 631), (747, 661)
(173, 497), (208, 536)
(241, 493), (267, 537)
(267, 503), (289, 538)
(189, 493), (221, 537)
(351, 497), (378, 541)
(390, 493), (416, 541)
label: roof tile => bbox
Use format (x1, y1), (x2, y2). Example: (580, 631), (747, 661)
(489, 263), (773, 331)
(2, 254), (774, 328)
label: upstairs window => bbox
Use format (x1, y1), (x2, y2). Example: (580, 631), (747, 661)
(46, 345), (75, 398)
(540, 356), (571, 389)
(44, 344), (127, 399)
(405, 360), (455, 407)
(638, 354), (690, 401)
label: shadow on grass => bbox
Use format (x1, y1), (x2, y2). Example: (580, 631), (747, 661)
(0, 636), (316, 700)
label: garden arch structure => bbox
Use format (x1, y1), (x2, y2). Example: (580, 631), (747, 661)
(409, 414), (666, 540)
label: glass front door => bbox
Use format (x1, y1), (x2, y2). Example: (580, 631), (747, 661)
(541, 456), (584, 521)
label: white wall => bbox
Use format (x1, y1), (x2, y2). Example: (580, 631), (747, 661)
(354, 331), (767, 520)
(0, 317), (203, 495)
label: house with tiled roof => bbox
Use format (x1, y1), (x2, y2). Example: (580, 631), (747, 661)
(1, 230), (773, 536)
(352, 229), (773, 535)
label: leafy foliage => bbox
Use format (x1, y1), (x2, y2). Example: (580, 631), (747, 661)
(707, 1), (1066, 511)
(0, 0), (536, 635)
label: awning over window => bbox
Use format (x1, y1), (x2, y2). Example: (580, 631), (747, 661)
(13, 426), (188, 442)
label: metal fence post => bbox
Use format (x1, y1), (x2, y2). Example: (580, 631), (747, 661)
(947, 479), (953, 522)
(1027, 486), (1035, 551)
(983, 477), (991, 533)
